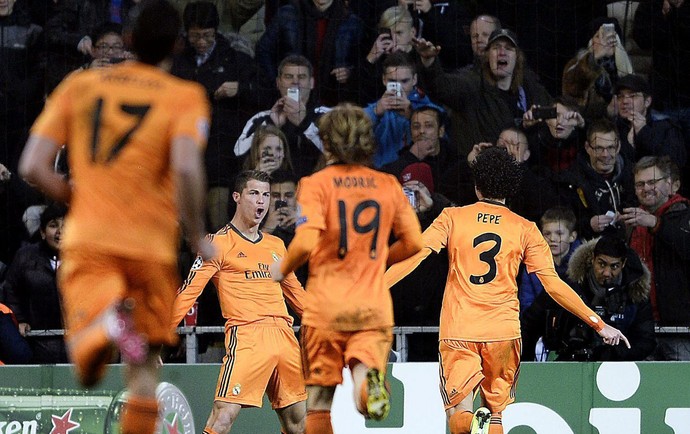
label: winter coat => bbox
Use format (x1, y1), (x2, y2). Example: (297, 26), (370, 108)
(615, 112), (687, 168)
(556, 152), (636, 240)
(2, 241), (67, 363)
(521, 238), (656, 361)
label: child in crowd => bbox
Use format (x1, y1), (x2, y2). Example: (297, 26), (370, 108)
(519, 207), (581, 312)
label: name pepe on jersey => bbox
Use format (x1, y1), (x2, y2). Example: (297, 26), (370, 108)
(477, 212), (502, 225)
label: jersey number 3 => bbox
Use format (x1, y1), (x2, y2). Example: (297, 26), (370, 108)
(91, 97), (151, 163)
(337, 200), (380, 259)
(470, 233), (502, 285)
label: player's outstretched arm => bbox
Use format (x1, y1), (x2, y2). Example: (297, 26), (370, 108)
(171, 136), (215, 260)
(270, 226), (320, 282)
(597, 323), (631, 349)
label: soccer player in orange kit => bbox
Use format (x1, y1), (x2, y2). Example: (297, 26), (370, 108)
(270, 103), (424, 434)
(19, 2), (214, 434)
(172, 170), (307, 434)
(385, 146), (630, 434)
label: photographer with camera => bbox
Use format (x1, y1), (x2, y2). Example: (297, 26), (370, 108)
(521, 235), (656, 362)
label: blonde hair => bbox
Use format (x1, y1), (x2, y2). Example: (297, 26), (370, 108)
(379, 6), (413, 29)
(318, 104), (376, 166)
(244, 125), (293, 173)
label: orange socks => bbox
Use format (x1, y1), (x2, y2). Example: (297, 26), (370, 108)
(202, 428), (220, 434)
(120, 396), (159, 434)
(305, 410), (333, 434)
(449, 410), (473, 434)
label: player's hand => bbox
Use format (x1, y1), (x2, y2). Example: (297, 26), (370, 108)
(597, 323), (631, 348)
(214, 81), (239, 100)
(269, 260), (284, 282)
(620, 207), (657, 228)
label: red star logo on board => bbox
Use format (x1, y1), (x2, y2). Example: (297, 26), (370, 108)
(163, 413), (180, 434)
(49, 409), (80, 434)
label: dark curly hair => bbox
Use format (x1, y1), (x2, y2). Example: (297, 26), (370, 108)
(471, 146), (523, 200)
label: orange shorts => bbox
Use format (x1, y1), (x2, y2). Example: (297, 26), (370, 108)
(300, 326), (392, 387)
(438, 338), (521, 413)
(215, 318), (306, 409)
(58, 248), (179, 346)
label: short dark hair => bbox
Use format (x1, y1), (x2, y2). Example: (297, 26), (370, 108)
(278, 55), (313, 78)
(91, 22), (123, 44)
(553, 95), (581, 113)
(183, 1), (219, 30)
(411, 105), (444, 127)
(593, 235), (628, 260)
(540, 206), (577, 233)
(130, 0), (182, 65)
(40, 203), (67, 230)
(587, 118), (618, 143)
(471, 146), (523, 200)
(634, 155), (679, 182)
(382, 51), (416, 74)
(270, 169), (298, 185)
(233, 170), (271, 194)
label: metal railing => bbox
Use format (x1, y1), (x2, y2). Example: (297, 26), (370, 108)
(25, 326), (690, 364)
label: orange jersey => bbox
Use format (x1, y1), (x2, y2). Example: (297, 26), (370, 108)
(295, 164), (421, 331)
(386, 201), (602, 341)
(172, 225), (305, 330)
(30, 62), (210, 264)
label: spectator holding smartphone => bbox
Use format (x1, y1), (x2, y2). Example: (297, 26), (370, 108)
(262, 170), (298, 236)
(562, 18), (634, 121)
(242, 125), (294, 176)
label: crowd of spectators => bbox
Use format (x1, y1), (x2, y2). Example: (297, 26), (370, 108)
(1, 0), (689, 364)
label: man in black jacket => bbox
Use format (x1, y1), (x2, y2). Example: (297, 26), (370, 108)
(521, 235), (656, 362)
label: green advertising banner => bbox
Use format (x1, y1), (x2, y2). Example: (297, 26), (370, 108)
(0, 362), (688, 433)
